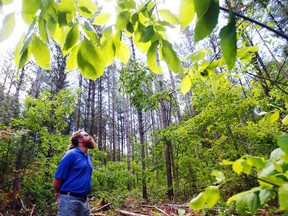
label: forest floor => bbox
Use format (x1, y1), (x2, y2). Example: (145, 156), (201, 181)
(88, 198), (280, 216)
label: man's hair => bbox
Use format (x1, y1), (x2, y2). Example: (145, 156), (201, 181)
(68, 130), (84, 149)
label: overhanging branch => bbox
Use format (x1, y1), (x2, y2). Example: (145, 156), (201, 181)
(220, 7), (288, 41)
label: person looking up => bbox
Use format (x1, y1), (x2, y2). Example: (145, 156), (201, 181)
(53, 130), (96, 216)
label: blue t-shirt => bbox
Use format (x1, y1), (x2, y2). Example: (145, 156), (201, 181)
(54, 147), (93, 196)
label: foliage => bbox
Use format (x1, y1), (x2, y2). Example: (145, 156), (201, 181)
(189, 111), (288, 215)
(0, 89), (76, 214)
(0, 0), (243, 80)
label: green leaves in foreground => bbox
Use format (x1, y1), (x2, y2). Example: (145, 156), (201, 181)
(220, 12), (237, 70)
(77, 38), (106, 80)
(189, 186), (220, 210)
(179, 0), (195, 30)
(31, 36), (51, 70)
(194, 0), (219, 42)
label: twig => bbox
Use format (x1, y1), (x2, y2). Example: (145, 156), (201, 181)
(140, 205), (169, 216)
(220, 6), (288, 41)
(30, 204), (35, 216)
(20, 198), (27, 210)
(91, 203), (112, 213)
(116, 209), (148, 216)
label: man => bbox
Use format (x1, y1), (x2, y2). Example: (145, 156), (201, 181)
(53, 130), (96, 216)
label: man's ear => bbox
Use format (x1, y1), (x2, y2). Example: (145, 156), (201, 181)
(78, 137), (83, 142)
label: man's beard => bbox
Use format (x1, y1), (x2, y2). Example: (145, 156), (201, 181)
(84, 138), (96, 149)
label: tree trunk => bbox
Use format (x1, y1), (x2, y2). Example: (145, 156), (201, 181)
(97, 77), (103, 150)
(138, 110), (147, 200)
(76, 74), (83, 129)
(90, 81), (96, 137)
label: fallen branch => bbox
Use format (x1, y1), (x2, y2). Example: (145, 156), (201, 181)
(30, 204), (35, 216)
(117, 209), (148, 216)
(91, 203), (112, 213)
(139, 205), (169, 216)
(165, 203), (189, 208)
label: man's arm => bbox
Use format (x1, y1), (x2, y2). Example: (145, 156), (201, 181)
(53, 178), (63, 201)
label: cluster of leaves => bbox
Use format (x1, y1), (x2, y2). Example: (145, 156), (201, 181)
(189, 112), (288, 215)
(0, 0), (239, 81)
(0, 89), (76, 213)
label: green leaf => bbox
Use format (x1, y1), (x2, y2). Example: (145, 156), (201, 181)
(270, 148), (284, 161)
(246, 156), (266, 170)
(22, 0), (41, 24)
(159, 9), (180, 25)
(93, 13), (111, 25)
(2, 0), (13, 4)
(220, 12), (236, 70)
(31, 36), (51, 70)
(230, 191), (260, 215)
(63, 23), (79, 52)
(282, 115), (288, 125)
(259, 189), (275, 205)
(147, 40), (162, 74)
(77, 37), (106, 80)
(211, 170), (225, 183)
(188, 50), (207, 62)
(245, 192), (261, 215)
(180, 75), (191, 96)
(205, 186), (220, 208)
(115, 41), (130, 64)
(14, 36), (32, 70)
(65, 44), (80, 73)
(101, 37), (114, 66)
(83, 22), (100, 45)
(139, 25), (155, 43)
(179, 0), (195, 30)
(270, 110), (280, 123)
(189, 192), (206, 210)
(0, 13), (15, 42)
(78, 0), (98, 18)
(232, 159), (244, 175)
(194, 0), (219, 42)
(161, 40), (182, 73)
(56, 0), (75, 26)
(134, 28), (151, 52)
(116, 11), (131, 30)
(39, 17), (48, 43)
(279, 184), (288, 210)
(278, 134), (288, 154)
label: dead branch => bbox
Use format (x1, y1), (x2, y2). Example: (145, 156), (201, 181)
(20, 198), (27, 210)
(165, 203), (189, 208)
(117, 209), (149, 216)
(139, 205), (169, 216)
(30, 204), (35, 216)
(91, 203), (112, 213)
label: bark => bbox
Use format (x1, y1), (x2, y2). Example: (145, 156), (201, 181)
(97, 77), (103, 150)
(13, 135), (26, 195)
(86, 80), (92, 132)
(168, 69), (182, 123)
(124, 96), (132, 191)
(30, 66), (42, 98)
(158, 78), (174, 200)
(12, 67), (25, 119)
(76, 74), (83, 129)
(90, 81), (96, 137)
(137, 110), (147, 200)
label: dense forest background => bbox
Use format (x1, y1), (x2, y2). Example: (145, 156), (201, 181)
(0, 0), (288, 215)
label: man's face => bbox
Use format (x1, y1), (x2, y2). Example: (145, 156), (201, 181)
(81, 132), (96, 149)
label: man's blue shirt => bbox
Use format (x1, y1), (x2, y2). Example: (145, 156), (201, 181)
(54, 147), (93, 196)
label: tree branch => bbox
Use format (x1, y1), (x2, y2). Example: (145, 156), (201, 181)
(220, 7), (288, 41)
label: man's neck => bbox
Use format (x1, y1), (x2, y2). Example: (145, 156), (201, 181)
(78, 145), (87, 155)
